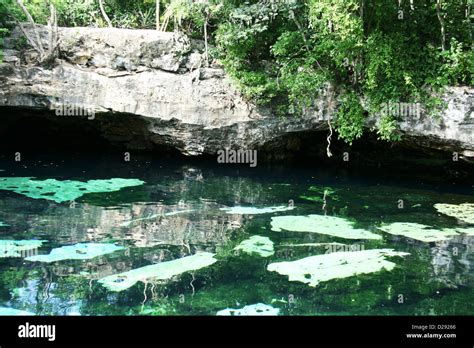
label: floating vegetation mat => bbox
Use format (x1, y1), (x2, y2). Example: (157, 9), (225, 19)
(0, 307), (34, 315)
(25, 243), (124, 263)
(98, 252), (218, 292)
(216, 303), (279, 316)
(0, 177), (145, 203)
(434, 203), (474, 224)
(271, 215), (381, 240)
(0, 240), (46, 258)
(267, 249), (409, 287)
(220, 205), (294, 215)
(234, 235), (274, 257)
(378, 222), (474, 242)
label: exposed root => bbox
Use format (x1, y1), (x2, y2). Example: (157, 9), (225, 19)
(326, 119), (333, 158)
(190, 272), (195, 297)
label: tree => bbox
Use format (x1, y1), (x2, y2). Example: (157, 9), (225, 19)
(98, 0), (112, 28)
(156, 0), (160, 30)
(15, 0), (59, 65)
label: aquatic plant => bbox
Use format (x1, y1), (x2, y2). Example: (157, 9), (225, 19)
(271, 215), (381, 240)
(216, 303), (279, 316)
(0, 177), (145, 203)
(25, 243), (124, 263)
(234, 235), (274, 257)
(98, 252), (218, 292)
(267, 249), (409, 287)
(434, 203), (474, 224)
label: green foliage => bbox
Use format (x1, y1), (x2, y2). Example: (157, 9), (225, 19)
(215, 0), (473, 144)
(335, 92), (365, 145)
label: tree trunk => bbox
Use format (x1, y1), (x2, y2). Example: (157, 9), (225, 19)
(436, 0), (446, 51)
(98, 0), (113, 28)
(156, 0), (160, 30)
(16, 0), (44, 57)
(203, 12), (209, 67)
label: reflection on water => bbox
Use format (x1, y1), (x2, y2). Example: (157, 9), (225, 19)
(0, 156), (472, 316)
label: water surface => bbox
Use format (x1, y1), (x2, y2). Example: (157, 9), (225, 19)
(0, 155), (472, 316)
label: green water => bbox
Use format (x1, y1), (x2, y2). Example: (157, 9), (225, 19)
(0, 155), (472, 316)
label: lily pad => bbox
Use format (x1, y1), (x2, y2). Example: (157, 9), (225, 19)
(267, 249), (409, 287)
(378, 222), (474, 242)
(434, 203), (474, 224)
(0, 307), (34, 315)
(0, 177), (145, 203)
(234, 235), (274, 257)
(216, 303), (279, 316)
(270, 215), (381, 240)
(0, 240), (46, 258)
(220, 205), (294, 215)
(25, 243), (124, 263)
(98, 252), (217, 292)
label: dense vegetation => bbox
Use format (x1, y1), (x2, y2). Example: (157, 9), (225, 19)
(0, 0), (473, 143)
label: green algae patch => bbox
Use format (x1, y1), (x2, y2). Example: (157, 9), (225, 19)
(378, 222), (474, 242)
(0, 177), (145, 203)
(25, 243), (124, 263)
(267, 249), (409, 287)
(98, 252), (218, 292)
(0, 240), (46, 258)
(0, 307), (34, 315)
(216, 303), (279, 316)
(270, 215), (381, 240)
(434, 203), (474, 224)
(220, 205), (294, 215)
(234, 235), (274, 257)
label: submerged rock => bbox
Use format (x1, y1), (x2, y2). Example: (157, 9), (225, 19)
(234, 235), (274, 257)
(267, 249), (410, 287)
(0, 177), (145, 203)
(98, 252), (217, 292)
(377, 222), (474, 242)
(434, 203), (474, 224)
(0, 240), (46, 258)
(216, 303), (279, 316)
(0, 307), (34, 315)
(25, 243), (124, 262)
(271, 214), (382, 240)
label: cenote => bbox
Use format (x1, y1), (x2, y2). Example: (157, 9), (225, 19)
(0, 1), (473, 324)
(0, 150), (472, 316)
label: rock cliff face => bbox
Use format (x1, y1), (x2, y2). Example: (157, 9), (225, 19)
(0, 26), (473, 160)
